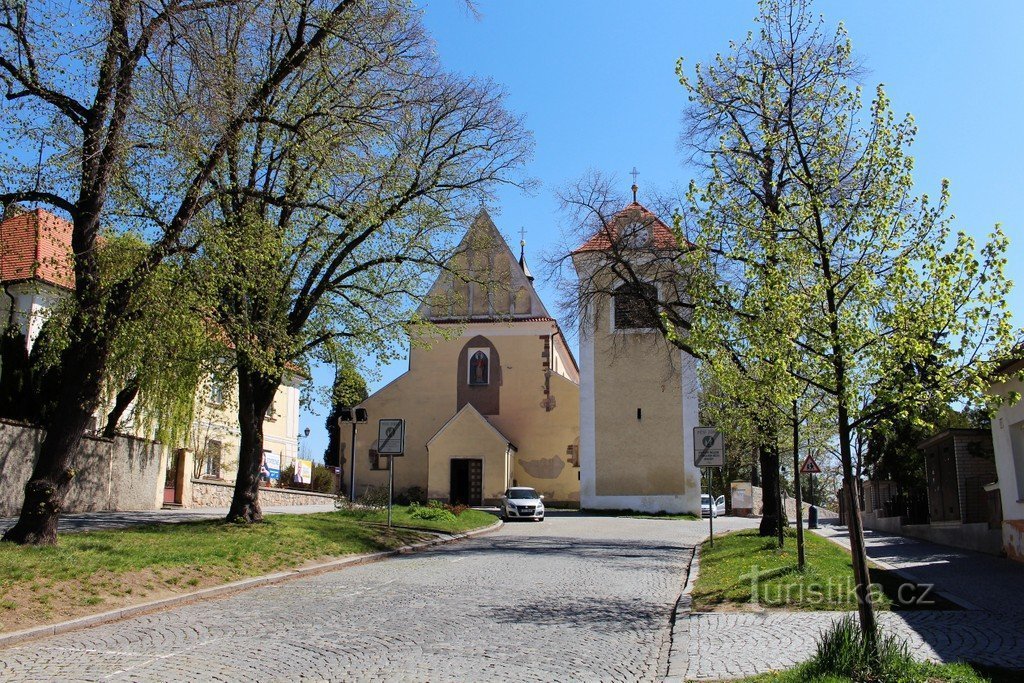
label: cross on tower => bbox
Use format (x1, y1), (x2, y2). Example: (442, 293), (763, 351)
(518, 226), (527, 247)
(630, 166), (639, 203)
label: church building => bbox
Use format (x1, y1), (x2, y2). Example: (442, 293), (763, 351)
(350, 210), (581, 505)
(571, 199), (702, 514)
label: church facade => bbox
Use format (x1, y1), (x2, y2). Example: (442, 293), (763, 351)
(571, 201), (702, 514)
(350, 210), (581, 505)
(351, 200), (700, 514)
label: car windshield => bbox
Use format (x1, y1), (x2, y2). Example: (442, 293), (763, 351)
(508, 489), (538, 500)
(701, 495), (711, 504)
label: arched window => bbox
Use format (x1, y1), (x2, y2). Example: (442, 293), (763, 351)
(468, 349), (489, 385)
(613, 282), (658, 330)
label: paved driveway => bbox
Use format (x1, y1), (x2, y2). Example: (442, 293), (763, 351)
(0, 512), (755, 682)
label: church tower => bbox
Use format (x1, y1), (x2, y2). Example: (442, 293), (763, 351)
(571, 198), (701, 514)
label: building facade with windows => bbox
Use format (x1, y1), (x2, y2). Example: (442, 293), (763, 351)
(0, 207), (302, 507)
(988, 357), (1024, 562)
(350, 210), (581, 505)
(571, 201), (701, 514)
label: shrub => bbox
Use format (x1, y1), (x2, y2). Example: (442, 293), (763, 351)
(426, 499), (467, 516)
(395, 486), (426, 505)
(805, 616), (914, 682)
(310, 464), (335, 494)
(408, 505), (456, 523)
(358, 485), (391, 509)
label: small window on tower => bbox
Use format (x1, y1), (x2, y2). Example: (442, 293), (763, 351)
(614, 282), (659, 330)
(468, 348), (489, 385)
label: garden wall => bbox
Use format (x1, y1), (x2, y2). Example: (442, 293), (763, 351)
(0, 418), (164, 516)
(190, 479), (337, 507)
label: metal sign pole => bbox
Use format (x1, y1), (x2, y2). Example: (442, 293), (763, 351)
(387, 456), (394, 528)
(349, 421), (358, 503)
(707, 467), (714, 547)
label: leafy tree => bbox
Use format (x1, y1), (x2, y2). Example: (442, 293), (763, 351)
(196, 2), (531, 522)
(1, 0), (397, 545)
(678, 0), (1016, 637)
(324, 351), (369, 469)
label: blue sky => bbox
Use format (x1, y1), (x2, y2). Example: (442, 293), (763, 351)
(299, 0), (1024, 459)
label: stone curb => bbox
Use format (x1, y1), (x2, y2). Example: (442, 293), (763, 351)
(663, 543), (700, 683)
(809, 526), (981, 611)
(0, 518), (503, 650)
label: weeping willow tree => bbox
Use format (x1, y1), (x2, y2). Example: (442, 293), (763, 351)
(26, 232), (218, 449)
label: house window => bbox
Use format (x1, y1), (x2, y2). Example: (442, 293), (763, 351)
(468, 348), (489, 385)
(209, 379), (226, 406)
(204, 439), (223, 478)
(613, 282), (658, 330)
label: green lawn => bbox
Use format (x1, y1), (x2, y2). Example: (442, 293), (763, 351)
(0, 507), (496, 632)
(693, 528), (894, 611)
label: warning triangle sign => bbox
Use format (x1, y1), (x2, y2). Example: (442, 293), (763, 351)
(800, 455), (822, 474)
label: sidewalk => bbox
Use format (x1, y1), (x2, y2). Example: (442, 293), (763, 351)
(812, 515), (1024, 617)
(0, 504), (337, 535)
(667, 516), (1024, 681)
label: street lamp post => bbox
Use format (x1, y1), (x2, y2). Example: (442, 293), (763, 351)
(339, 407), (368, 503)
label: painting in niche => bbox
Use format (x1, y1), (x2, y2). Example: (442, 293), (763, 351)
(469, 349), (489, 385)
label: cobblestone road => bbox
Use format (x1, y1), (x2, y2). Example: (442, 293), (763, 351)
(0, 513), (754, 682)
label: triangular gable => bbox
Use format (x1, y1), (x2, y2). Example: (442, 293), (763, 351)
(426, 402), (517, 451)
(418, 209), (550, 321)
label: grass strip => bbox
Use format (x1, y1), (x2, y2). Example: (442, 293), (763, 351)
(0, 506), (496, 633)
(694, 527), (963, 611)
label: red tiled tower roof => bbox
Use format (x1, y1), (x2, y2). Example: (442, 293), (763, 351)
(571, 202), (681, 255)
(0, 208), (75, 289)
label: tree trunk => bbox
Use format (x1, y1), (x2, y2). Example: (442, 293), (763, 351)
(2, 336), (107, 545)
(758, 441), (784, 545)
(102, 376), (140, 437)
(838, 405), (877, 636)
(227, 366), (279, 523)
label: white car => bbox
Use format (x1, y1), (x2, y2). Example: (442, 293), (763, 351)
(701, 494), (725, 518)
(500, 487), (545, 521)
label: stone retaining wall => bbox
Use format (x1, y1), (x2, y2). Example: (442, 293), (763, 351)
(190, 479), (337, 507)
(0, 418), (164, 516)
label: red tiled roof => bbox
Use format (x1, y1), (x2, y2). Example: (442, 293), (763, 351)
(0, 209), (75, 289)
(571, 202), (681, 254)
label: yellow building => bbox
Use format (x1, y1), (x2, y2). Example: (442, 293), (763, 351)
(571, 201), (701, 514)
(350, 210), (581, 505)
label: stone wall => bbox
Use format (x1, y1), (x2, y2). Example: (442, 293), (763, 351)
(190, 479), (337, 507)
(0, 418), (164, 516)
(746, 484), (820, 520)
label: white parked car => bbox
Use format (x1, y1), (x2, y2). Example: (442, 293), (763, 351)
(500, 487), (545, 521)
(701, 494), (725, 518)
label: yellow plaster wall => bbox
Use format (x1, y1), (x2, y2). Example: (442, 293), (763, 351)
(353, 322), (581, 503)
(591, 297), (686, 496)
(425, 408), (511, 502)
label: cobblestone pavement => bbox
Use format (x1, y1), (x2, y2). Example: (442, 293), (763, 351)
(0, 505), (337, 535)
(670, 517), (1024, 680)
(679, 609), (1024, 680)
(0, 512), (756, 682)
(812, 517), (1024, 617)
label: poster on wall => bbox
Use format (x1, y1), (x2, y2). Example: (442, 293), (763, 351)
(294, 458), (313, 485)
(261, 451), (281, 483)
